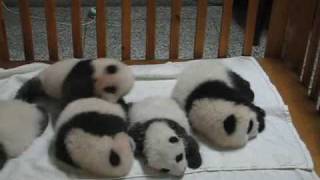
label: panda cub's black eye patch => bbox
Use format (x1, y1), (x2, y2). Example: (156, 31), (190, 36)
(169, 136), (179, 143)
(109, 150), (120, 166)
(104, 86), (117, 93)
(224, 115), (236, 135)
(176, 153), (183, 162)
(106, 65), (118, 74)
(247, 120), (253, 134)
(160, 168), (170, 173)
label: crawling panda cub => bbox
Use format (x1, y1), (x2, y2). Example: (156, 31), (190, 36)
(128, 97), (202, 177)
(0, 100), (48, 169)
(16, 58), (134, 105)
(53, 98), (134, 177)
(172, 62), (265, 149)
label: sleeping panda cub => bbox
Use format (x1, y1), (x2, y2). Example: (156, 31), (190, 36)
(128, 97), (202, 177)
(172, 62), (265, 149)
(0, 100), (48, 169)
(53, 98), (134, 177)
(16, 58), (134, 105)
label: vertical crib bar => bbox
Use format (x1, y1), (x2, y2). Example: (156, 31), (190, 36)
(194, 0), (208, 59)
(96, 0), (106, 58)
(44, 0), (59, 61)
(218, 0), (233, 58)
(146, 0), (156, 60)
(19, 0), (34, 61)
(0, 0), (9, 62)
(122, 0), (131, 60)
(169, 0), (182, 60)
(71, 0), (83, 58)
(243, 0), (260, 56)
(310, 53), (320, 99)
(301, 2), (320, 87)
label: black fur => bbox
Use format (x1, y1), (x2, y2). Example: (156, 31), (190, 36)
(109, 150), (121, 166)
(55, 112), (127, 167)
(249, 105), (266, 132)
(223, 115), (236, 135)
(0, 144), (7, 169)
(169, 136), (179, 143)
(15, 77), (46, 103)
(106, 65), (118, 74)
(128, 118), (202, 169)
(104, 86), (117, 94)
(62, 59), (95, 104)
(175, 153), (183, 162)
(247, 120), (253, 134)
(229, 71), (255, 102)
(160, 168), (170, 173)
(35, 105), (49, 136)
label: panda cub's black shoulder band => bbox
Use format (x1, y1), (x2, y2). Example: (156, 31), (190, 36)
(128, 118), (188, 156)
(185, 80), (251, 113)
(55, 112), (127, 167)
(228, 71), (255, 102)
(61, 59), (95, 104)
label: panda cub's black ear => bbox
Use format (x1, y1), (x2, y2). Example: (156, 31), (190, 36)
(184, 135), (202, 169)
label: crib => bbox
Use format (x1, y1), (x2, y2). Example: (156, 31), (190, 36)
(0, 0), (319, 179)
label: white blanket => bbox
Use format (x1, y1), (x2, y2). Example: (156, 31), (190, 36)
(0, 57), (318, 180)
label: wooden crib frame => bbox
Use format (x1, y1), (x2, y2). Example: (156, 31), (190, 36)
(0, 0), (319, 173)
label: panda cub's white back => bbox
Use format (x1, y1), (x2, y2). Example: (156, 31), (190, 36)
(128, 97), (202, 177)
(0, 100), (48, 168)
(54, 98), (134, 177)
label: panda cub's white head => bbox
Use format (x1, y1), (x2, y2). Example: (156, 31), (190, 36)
(128, 97), (202, 177)
(144, 122), (187, 176)
(54, 98), (134, 177)
(189, 98), (265, 148)
(91, 59), (134, 103)
(0, 100), (48, 168)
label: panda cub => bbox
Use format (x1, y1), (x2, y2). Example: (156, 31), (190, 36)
(0, 100), (48, 169)
(54, 98), (134, 177)
(172, 62), (265, 149)
(128, 97), (202, 177)
(16, 58), (134, 105)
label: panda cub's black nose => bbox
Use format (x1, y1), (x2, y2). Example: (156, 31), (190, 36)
(109, 150), (120, 166)
(104, 86), (117, 94)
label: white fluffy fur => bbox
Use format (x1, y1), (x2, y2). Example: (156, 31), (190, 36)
(144, 122), (187, 176)
(92, 58), (135, 103)
(129, 97), (190, 133)
(0, 100), (46, 157)
(39, 58), (80, 98)
(189, 99), (260, 148)
(38, 58), (134, 103)
(55, 98), (133, 177)
(172, 61), (233, 109)
(129, 97), (190, 176)
(65, 130), (133, 177)
(55, 97), (126, 130)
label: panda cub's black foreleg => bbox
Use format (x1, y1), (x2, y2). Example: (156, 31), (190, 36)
(15, 77), (46, 103)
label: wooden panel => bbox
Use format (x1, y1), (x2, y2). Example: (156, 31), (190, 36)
(19, 0), (34, 61)
(71, 0), (83, 58)
(0, 0), (9, 62)
(301, 1), (320, 87)
(169, 0), (182, 60)
(96, 0), (106, 58)
(122, 0), (131, 60)
(260, 58), (320, 175)
(243, 0), (260, 56)
(194, 0), (208, 59)
(265, 0), (289, 59)
(44, 0), (59, 61)
(146, 0), (156, 60)
(218, 0), (233, 58)
(282, 0), (317, 72)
